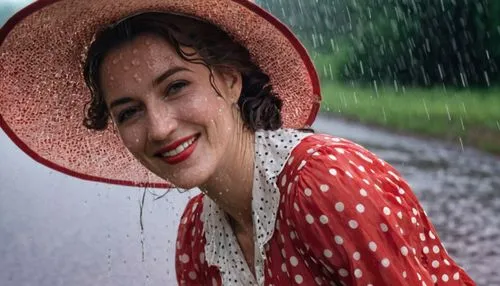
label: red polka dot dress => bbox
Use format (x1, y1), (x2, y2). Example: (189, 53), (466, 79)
(176, 129), (475, 285)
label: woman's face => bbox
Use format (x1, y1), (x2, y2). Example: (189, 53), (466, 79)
(100, 34), (242, 189)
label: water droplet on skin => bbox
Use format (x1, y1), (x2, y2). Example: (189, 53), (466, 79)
(109, 76), (114, 81)
(133, 74), (142, 83)
(132, 59), (141, 66)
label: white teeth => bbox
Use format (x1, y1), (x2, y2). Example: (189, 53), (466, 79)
(161, 137), (196, 157)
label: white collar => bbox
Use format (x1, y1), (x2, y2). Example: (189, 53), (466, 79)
(200, 128), (311, 285)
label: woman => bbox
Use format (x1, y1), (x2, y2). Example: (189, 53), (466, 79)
(0, 0), (475, 285)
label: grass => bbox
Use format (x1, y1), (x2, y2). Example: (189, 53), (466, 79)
(319, 80), (500, 155)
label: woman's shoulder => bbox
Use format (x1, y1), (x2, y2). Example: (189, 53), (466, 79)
(285, 132), (383, 172)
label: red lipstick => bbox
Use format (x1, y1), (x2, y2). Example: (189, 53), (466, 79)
(156, 134), (199, 165)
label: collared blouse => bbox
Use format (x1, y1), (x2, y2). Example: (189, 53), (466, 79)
(175, 129), (475, 286)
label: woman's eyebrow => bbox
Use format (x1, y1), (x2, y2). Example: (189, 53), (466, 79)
(109, 97), (133, 110)
(152, 66), (190, 87)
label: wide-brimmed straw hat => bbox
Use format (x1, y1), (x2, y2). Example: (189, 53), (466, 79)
(0, 0), (321, 188)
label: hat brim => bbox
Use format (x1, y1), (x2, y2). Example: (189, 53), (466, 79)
(0, 0), (320, 188)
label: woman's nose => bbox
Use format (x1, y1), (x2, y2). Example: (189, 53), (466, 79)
(146, 106), (178, 142)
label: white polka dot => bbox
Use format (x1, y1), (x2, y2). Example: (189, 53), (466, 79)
(419, 233), (426, 241)
(335, 235), (344, 245)
(307, 148), (315, 154)
(429, 231), (436, 239)
(353, 251), (361, 260)
(281, 175), (287, 187)
(313, 152), (320, 156)
(338, 268), (348, 277)
(417, 273), (422, 280)
(329, 169), (337, 176)
(290, 256), (299, 266)
(354, 269), (363, 278)
(212, 277), (218, 286)
(381, 258), (390, 267)
(356, 204), (365, 213)
(319, 184), (329, 192)
(432, 245), (440, 254)
(323, 249), (333, 258)
(412, 208), (418, 215)
(442, 274), (449, 282)
(360, 189), (368, 196)
(304, 188), (312, 196)
(188, 271), (197, 280)
(397, 211), (403, 219)
(401, 246), (409, 256)
(380, 223), (389, 232)
(335, 202), (344, 212)
(281, 263), (287, 273)
(335, 147), (345, 154)
(444, 259), (450, 266)
(403, 271), (407, 278)
(398, 187), (405, 195)
(295, 274), (303, 284)
(290, 231), (296, 240)
(294, 203), (300, 211)
(199, 252), (205, 263)
(315, 277), (323, 285)
(328, 154), (337, 161)
(345, 171), (354, 178)
(298, 160), (307, 170)
(422, 282), (427, 286)
(423, 246), (429, 254)
(453, 272), (460, 280)
(319, 215), (329, 224)
(411, 217), (417, 224)
(383, 207), (391, 215)
(432, 260), (440, 268)
(287, 156), (294, 166)
(432, 275), (438, 283)
(356, 151), (373, 163)
(306, 214), (314, 224)
(358, 165), (366, 172)
(179, 254), (190, 263)
(396, 196), (403, 204)
(363, 179), (370, 185)
(348, 220), (359, 229)
(369, 241), (377, 251)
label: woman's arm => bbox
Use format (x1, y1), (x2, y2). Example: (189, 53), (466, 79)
(282, 136), (475, 285)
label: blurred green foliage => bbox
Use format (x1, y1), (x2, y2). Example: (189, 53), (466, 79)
(259, 0), (500, 88)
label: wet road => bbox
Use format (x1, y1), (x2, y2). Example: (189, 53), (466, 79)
(1, 113), (499, 286)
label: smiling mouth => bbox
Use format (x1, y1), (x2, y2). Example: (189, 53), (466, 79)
(155, 134), (200, 165)
(160, 136), (198, 158)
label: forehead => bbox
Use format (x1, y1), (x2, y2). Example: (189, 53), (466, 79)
(102, 34), (184, 74)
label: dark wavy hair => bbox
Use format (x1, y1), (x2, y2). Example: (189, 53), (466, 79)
(83, 12), (283, 132)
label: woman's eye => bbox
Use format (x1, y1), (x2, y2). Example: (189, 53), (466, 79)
(117, 107), (139, 124)
(166, 81), (188, 96)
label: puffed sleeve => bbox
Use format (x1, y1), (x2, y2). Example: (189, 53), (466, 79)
(283, 136), (475, 285)
(175, 194), (213, 285)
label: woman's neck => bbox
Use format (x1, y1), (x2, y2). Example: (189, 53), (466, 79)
(200, 125), (256, 232)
